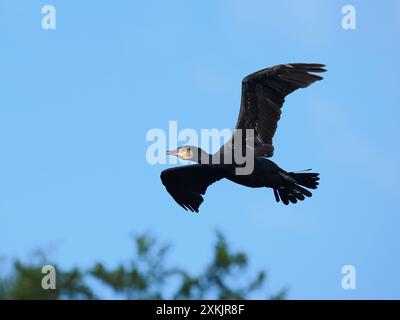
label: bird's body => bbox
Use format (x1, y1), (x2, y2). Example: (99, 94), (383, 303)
(225, 157), (283, 189)
(161, 63), (326, 212)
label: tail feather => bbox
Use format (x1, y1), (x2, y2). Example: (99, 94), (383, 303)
(288, 172), (320, 189)
(277, 188), (289, 205)
(273, 189), (280, 202)
(273, 171), (320, 205)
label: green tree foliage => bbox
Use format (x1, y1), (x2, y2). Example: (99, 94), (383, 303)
(174, 232), (270, 299)
(0, 259), (93, 300)
(90, 234), (172, 299)
(0, 232), (286, 300)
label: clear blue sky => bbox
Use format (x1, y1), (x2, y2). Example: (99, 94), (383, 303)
(1, 0), (400, 299)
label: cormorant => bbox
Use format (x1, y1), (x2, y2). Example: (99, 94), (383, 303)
(161, 63), (326, 212)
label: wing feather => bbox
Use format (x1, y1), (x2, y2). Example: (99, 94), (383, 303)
(160, 165), (224, 213)
(234, 63), (326, 157)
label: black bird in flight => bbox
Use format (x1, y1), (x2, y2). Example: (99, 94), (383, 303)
(161, 63), (326, 212)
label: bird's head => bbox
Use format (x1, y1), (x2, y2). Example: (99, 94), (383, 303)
(166, 146), (209, 163)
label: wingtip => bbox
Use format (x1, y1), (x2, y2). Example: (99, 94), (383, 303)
(288, 63), (327, 73)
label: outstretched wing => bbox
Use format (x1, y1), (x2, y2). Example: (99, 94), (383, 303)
(160, 165), (224, 213)
(234, 63), (326, 157)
